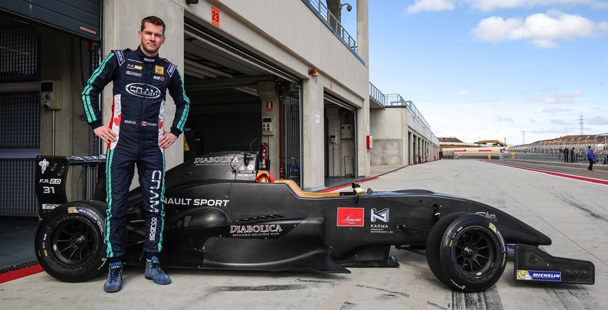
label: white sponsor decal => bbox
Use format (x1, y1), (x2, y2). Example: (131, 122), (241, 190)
(39, 178), (61, 185)
(39, 159), (49, 174)
(371, 208), (389, 223)
(476, 211), (498, 222)
(149, 170), (162, 213)
(42, 203), (60, 210)
(164, 197), (229, 207)
(193, 156), (237, 166)
(149, 217), (157, 241)
(125, 83), (161, 98)
(229, 224), (283, 237)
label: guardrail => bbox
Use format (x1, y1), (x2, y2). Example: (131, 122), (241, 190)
(505, 152), (607, 165)
(369, 82), (386, 106)
(385, 93), (431, 131)
(302, 0), (357, 53)
(441, 150), (608, 165)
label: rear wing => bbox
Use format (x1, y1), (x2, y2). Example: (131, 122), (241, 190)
(35, 155), (105, 218)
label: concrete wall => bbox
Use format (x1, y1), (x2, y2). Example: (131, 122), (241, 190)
(370, 108), (406, 165)
(102, 0), (185, 172)
(183, 0), (370, 188)
(98, 0), (370, 189)
(370, 106), (440, 166)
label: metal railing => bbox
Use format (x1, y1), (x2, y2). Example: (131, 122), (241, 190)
(505, 151), (608, 165)
(369, 82), (386, 106)
(302, 0), (357, 53)
(385, 93), (431, 131)
(508, 134), (608, 166)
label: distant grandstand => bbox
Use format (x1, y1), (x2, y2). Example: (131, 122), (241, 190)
(439, 138), (507, 159)
(509, 134), (607, 162)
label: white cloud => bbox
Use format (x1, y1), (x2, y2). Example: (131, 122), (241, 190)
(540, 86), (558, 93)
(588, 116), (608, 125)
(551, 119), (570, 125)
(465, 0), (602, 12)
(457, 90), (468, 96)
(530, 90), (584, 103)
(529, 127), (575, 134)
(471, 16), (522, 43)
(542, 107), (570, 113)
(407, 0), (455, 14)
(471, 10), (605, 47)
(496, 115), (514, 123)
(407, 0), (608, 13)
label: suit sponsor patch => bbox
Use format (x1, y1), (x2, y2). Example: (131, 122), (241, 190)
(126, 70), (142, 77)
(167, 64), (176, 77)
(115, 50), (125, 66)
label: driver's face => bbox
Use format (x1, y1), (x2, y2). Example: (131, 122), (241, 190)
(138, 22), (165, 57)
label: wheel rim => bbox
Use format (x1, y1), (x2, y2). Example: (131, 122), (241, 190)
(51, 217), (99, 266)
(452, 227), (496, 277)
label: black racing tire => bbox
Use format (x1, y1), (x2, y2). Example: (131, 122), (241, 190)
(426, 213), (506, 292)
(35, 201), (108, 282)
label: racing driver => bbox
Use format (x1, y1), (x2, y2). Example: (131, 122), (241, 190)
(82, 16), (190, 293)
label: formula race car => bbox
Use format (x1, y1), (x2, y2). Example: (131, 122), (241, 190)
(34, 151), (595, 292)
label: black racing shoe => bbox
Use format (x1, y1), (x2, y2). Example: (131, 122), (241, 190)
(104, 262), (123, 293)
(145, 256), (171, 285)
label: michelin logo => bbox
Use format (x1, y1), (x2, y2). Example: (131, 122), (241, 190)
(516, 270), (561, 282)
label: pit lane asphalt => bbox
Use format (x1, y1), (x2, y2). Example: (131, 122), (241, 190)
(2, 159), (606, 310)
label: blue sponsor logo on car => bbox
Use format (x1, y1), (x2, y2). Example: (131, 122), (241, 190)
(516, 270), (561, 281)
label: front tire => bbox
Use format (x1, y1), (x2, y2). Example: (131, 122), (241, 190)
(426, 213), (506, 292)
(35, 201), (108, 282)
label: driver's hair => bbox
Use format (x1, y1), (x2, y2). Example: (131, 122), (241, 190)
(141, 16), (166, 36)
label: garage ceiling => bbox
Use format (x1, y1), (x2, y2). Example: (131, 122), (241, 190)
(183, 21), (300, 106)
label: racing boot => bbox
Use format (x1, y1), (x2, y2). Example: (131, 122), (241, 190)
(145, 256), (171, 285)
(104, 261), (123, 293)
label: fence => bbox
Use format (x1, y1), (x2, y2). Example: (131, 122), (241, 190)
(505, 151), (608, 166)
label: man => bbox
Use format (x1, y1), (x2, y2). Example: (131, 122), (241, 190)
(570, 148), (575, 162)
(563, 147), (569, 163)
(82, 16), (190, 292)
(588, 146), (594, 170)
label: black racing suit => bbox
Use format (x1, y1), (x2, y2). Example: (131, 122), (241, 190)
(82, 46), (190, 260)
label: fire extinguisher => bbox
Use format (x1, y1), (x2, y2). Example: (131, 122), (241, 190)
(260, 142), (269, 170)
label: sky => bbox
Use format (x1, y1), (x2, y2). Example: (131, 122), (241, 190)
(340, 0), (608, 145)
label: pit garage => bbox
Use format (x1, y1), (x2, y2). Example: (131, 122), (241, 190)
(324, 93), (357, 184)
(182, 18), (305, 185)
(0, 1), (101, 217)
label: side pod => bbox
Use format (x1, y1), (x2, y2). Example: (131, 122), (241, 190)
(514, 244), (595, 285)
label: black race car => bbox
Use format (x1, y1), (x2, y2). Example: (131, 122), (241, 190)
(34, 151), (594, 292)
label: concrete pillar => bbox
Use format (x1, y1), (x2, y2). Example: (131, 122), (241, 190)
(408, 131), (412, 165)
(402, 109), (408, 165)
(257, 81), (281, 175)
(356, 0), (369, 66)
(302, 79), (325, 189)
(357, 98), (370, 177)
(326, 108), (341, 176)
(416, 136), (421, 163)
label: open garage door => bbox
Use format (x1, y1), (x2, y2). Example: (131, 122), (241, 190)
(324, 92), (357, 184)
(183, 18), (302, 185)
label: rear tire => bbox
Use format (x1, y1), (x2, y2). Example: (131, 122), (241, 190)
(426, 213), (506, 292)
(35, 201), (108, 282)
